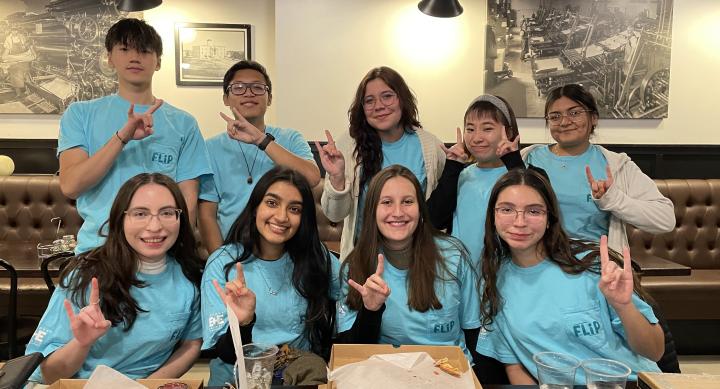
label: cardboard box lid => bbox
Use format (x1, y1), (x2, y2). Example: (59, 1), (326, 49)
(638, 372), (720, 389)
(46, 378), (204, 389)
(327, 344), (482, 389)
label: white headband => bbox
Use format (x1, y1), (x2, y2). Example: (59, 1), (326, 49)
(469, 95), (512, 125)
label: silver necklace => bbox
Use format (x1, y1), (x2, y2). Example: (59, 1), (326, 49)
(256, 263), (282, 296)
(238, 142), (260, 184)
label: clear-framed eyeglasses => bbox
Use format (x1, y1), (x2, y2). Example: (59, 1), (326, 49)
(545, 109), (592, 125)
(362, 91), (398, 111)
(124, 208), (182, 225)
(226, 82), (270, 96)
(494, 206), (547, 221)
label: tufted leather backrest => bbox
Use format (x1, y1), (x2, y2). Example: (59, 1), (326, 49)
(0, 175), (82, 242)
(627, 179), (720, 270)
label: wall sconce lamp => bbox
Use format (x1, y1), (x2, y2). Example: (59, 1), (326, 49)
(116, 0), (162, 12)
(417, 0), (463, 18)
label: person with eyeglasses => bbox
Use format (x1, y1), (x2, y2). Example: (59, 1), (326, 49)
(57, 19), (212, 255)
(318, 66), (451, 260)
(199, 60), (320, 255)
(25, 173), (204, 384)
(475, 168), (663, 385)
(520, 84), (673, 252)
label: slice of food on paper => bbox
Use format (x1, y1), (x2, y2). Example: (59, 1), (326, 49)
(434, 357), (461, 377)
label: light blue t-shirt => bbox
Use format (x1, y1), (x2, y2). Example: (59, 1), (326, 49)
(57, 94), (212, 254)
(451, 165), (507, 265)
(525, 144), (610, 241)
(355, 130), (427, 240)
(475, 258), (661, 384)
(201, 244), (346, 386)
(25, 257), (202, 383)
(337, 237), (481, 361)
(199, 126), (315, 238)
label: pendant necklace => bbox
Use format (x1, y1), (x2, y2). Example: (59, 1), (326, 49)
(257, 263), (282, 296)
(238, 142), (260, 184)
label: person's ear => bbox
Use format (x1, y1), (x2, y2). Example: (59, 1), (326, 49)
(223, 93), (230, 107)
(155, 56), (161, 71)
(267, 92), (272, 107)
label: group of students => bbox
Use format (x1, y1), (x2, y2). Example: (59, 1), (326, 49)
(24, 17), (677, 387)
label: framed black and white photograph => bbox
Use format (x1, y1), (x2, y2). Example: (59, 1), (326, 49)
(0, 0), (132, 114)
(484, 0), (673, 119)
(175, 23), (252, 86)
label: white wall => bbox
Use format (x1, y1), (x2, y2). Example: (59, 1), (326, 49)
(1, 0), (719, 145)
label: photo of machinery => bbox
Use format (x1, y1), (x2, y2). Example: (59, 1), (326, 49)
(0, 0), (132, 114)
(484, 0), (673, 119)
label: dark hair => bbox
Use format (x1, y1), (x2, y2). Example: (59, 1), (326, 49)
(544, 83), (599, 134)
(348, 67), (421, 191)
(104, 18), (163, 57)
(343, 165), (467, 312)
(479, 169), (652, 329)
(464, 95), (519, 161)
(222, 60), (272, 97)
(222, 166), (335, 359)
(61, 173), (202, 330)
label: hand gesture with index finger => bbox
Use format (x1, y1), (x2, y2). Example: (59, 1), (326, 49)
(213, 263), (256, 326)
(220, 106), (265, 145)
(314, 130), (346, 190)
(598, 235), (634, 309)
(586, 165), (614, 199)
(495, 126), (520, 158)
(117, 99), (164, 143)
(348, 254), (391, 311)
(63, 277), (111, 347)
(441, 127), (469, 163)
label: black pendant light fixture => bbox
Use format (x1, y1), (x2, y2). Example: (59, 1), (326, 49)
(418, 0), (463, 18)
(116, 0), (162, 12)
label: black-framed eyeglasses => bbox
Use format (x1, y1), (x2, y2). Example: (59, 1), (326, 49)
(124, 208), (182, 225)
(362, 91), (398, 110)
(226, 82), (270, 96)
(545, 109), (591, 125)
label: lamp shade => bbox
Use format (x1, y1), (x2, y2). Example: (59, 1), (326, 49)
(418, 0), (463, 18)
(116, 0), (162, 12)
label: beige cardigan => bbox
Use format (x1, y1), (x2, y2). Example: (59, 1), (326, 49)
(320, 128), (446, 260)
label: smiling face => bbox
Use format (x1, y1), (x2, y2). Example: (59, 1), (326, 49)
(255, 181), (302, 257)
(223, 68), (271, 124)
(363, 78), (403, 141)
(375, 176), (420, 250)
(494, 184), (548, 264)
(547, 96), (598, 153)
(107, 44), (160, 88)
(464, 111), (506, 168)
(123, 183), (180, 263)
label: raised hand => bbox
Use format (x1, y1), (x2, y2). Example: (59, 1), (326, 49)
(117, 99), (164, 143)
(495, 126), (520, 158)
(440, 127), (469, 163)
(348, 254), (391, 311)
(213, 263), (256, 326)
(586, 165), (614, 199)
(598, 235), (633, 308)
(314, 130), (346, 190)
(63, 277), (111, 347)
(219, 107), (265, 145)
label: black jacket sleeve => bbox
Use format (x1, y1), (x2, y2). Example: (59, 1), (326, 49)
(215, 314), (256, 364)
(334, 304), (385, 344)
(500, 149), (549, 179)
(427, 159), (466, 231)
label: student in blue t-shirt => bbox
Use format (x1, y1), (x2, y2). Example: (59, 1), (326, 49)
(198, 61), (320, 255)
(521, 84), (673, 253)
(25, 173), (204, 384)
(318, 66), (449, 260)
(201, 166), (344, 386)
(335, 165), (481, 364)
(57, 18), (212, 254)
(475, 168), (663, 385)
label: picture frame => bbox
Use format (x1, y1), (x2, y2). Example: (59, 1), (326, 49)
(174, 22), (252, 86)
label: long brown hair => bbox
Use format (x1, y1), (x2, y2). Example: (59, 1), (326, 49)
(342, 165), (466, 312)
(60, 173), (203, 330)
(480, 169), (652, 329)
(348, 66), (421, 191)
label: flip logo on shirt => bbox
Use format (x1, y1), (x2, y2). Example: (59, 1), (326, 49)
(151, 152), (174, 165)
(434, 319), (455, 334)
(573, 320), (601, 338)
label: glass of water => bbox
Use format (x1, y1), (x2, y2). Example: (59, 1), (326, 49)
(533, 351), (580, 389)
(582, 358), (631, 389)
(37, 242), (56, 268)
(235, 343), (278, 389)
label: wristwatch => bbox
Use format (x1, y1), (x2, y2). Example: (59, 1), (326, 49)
(257, 133), (275, 151)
